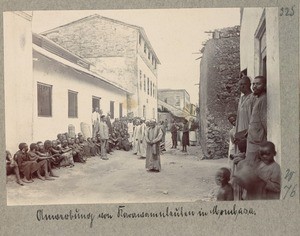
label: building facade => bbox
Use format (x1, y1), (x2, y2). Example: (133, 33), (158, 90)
(158, 89), (191, 114)
(42, 15), (160, 120)
(32, 33), (128, 142)
(239, 7), (296, 165)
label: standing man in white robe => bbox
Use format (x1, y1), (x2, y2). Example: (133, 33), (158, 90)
(132, 119), (140, 155)
(99, 115), (109, 160)
(91, 107), (100, 137)
(145, 119), (163, 172)
(137, 117), (147, 158)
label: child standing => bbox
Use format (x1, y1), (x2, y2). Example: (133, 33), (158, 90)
(215, 167), (234, 201)
(255, 141), (281, 199)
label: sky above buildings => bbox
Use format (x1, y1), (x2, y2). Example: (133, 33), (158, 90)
(32, 8), (240, 104)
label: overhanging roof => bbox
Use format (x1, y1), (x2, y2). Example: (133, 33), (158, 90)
(33, 44), (132, 94)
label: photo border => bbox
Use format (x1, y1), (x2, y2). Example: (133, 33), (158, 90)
(1, 0), (299, 235)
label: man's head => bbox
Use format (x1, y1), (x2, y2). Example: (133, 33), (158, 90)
(100, 115), (106, 121)
(215, 168), (231, 186)
(252, 76), (266, 96)
(95, 107), (99, 112)
(52, 140), (58, 147)
(37, 141), (44, 151)
(30, 143), (38, 151)
(149, 119), (156, 128)
(62, 139), (68, 147)
(19, 143), (28, 153)
(238, 76), (252, 94)
(259, 141), (276, 165)
(227, 114), (237, 126)
(44, 140), (52, 150)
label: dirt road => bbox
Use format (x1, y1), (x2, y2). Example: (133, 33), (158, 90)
(6, 134), (228, 206)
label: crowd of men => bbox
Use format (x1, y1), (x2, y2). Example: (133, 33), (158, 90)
(215, 75), (281, 201)
(6, 110), (181, 185)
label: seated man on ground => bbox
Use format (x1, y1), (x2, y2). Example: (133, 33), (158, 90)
(68, 138), (86, 163)
(47, 140), (64, 168)
(60, 140), (75, 167)
(109, 132), (118, 151)
(36, 141), (59, 177)
(78, 134), (91, 158)
(87, 137), (97, 156)
(120, 131), (131, 151)
(15, 143), (51, 183)
(6, 150), (23, 186)
(27, 143), (55, 181)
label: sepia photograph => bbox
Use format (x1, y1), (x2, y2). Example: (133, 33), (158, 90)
(1, 1), (299, 235)
(4, 7), (284, 205)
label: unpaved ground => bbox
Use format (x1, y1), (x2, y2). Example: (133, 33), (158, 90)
(6, 133), (228, 205)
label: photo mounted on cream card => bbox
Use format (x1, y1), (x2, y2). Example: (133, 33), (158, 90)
(3, 7), (290, 206)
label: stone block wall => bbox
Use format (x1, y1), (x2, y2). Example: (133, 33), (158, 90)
(42, 15), (138, 93)
(199, 26), (240, 159)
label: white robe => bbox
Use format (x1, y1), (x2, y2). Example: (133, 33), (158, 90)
(132, 125), (140, 154)
(137, 123), (147, 157)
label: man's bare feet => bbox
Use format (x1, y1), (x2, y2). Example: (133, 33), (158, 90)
(22, 178), (33, 183)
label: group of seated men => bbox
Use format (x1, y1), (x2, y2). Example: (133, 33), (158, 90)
(6, 129), (132, 186)
(6, 115), (167, 186)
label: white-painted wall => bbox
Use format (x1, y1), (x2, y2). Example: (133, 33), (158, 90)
(240, 8), (264, 79)
(240, 8), (281, 163)
(32, 50), (128, 142)
(4, 12), (34, 153)
(265, 8), (281, 164)
(137, 55), (158, 119)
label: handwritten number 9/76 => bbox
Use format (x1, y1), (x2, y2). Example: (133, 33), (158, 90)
(280, 6), (295, 16)
(283, 169), (296, 199)
(283, 184), (297, 199)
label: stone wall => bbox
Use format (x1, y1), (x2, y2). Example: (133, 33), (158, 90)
(199, 26), (240, 159)
(42, 15), (138, 93)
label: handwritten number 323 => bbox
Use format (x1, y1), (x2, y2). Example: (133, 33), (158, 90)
(280, 6), (295, 16)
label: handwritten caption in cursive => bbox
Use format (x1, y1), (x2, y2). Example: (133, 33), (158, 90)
(36, 205), (256, 228)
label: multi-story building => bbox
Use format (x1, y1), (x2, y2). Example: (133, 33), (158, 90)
(42, 14), (160, 120)
(158, 89), (191, 114)
(3, 12), (159, 152)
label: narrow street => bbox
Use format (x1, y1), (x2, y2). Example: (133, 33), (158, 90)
(6, 133), (228, 206)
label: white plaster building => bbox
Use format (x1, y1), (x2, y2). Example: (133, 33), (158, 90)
(4, 12), (133, 152)
(41, 14), (160, 120)
(240, 7), (298, 165)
